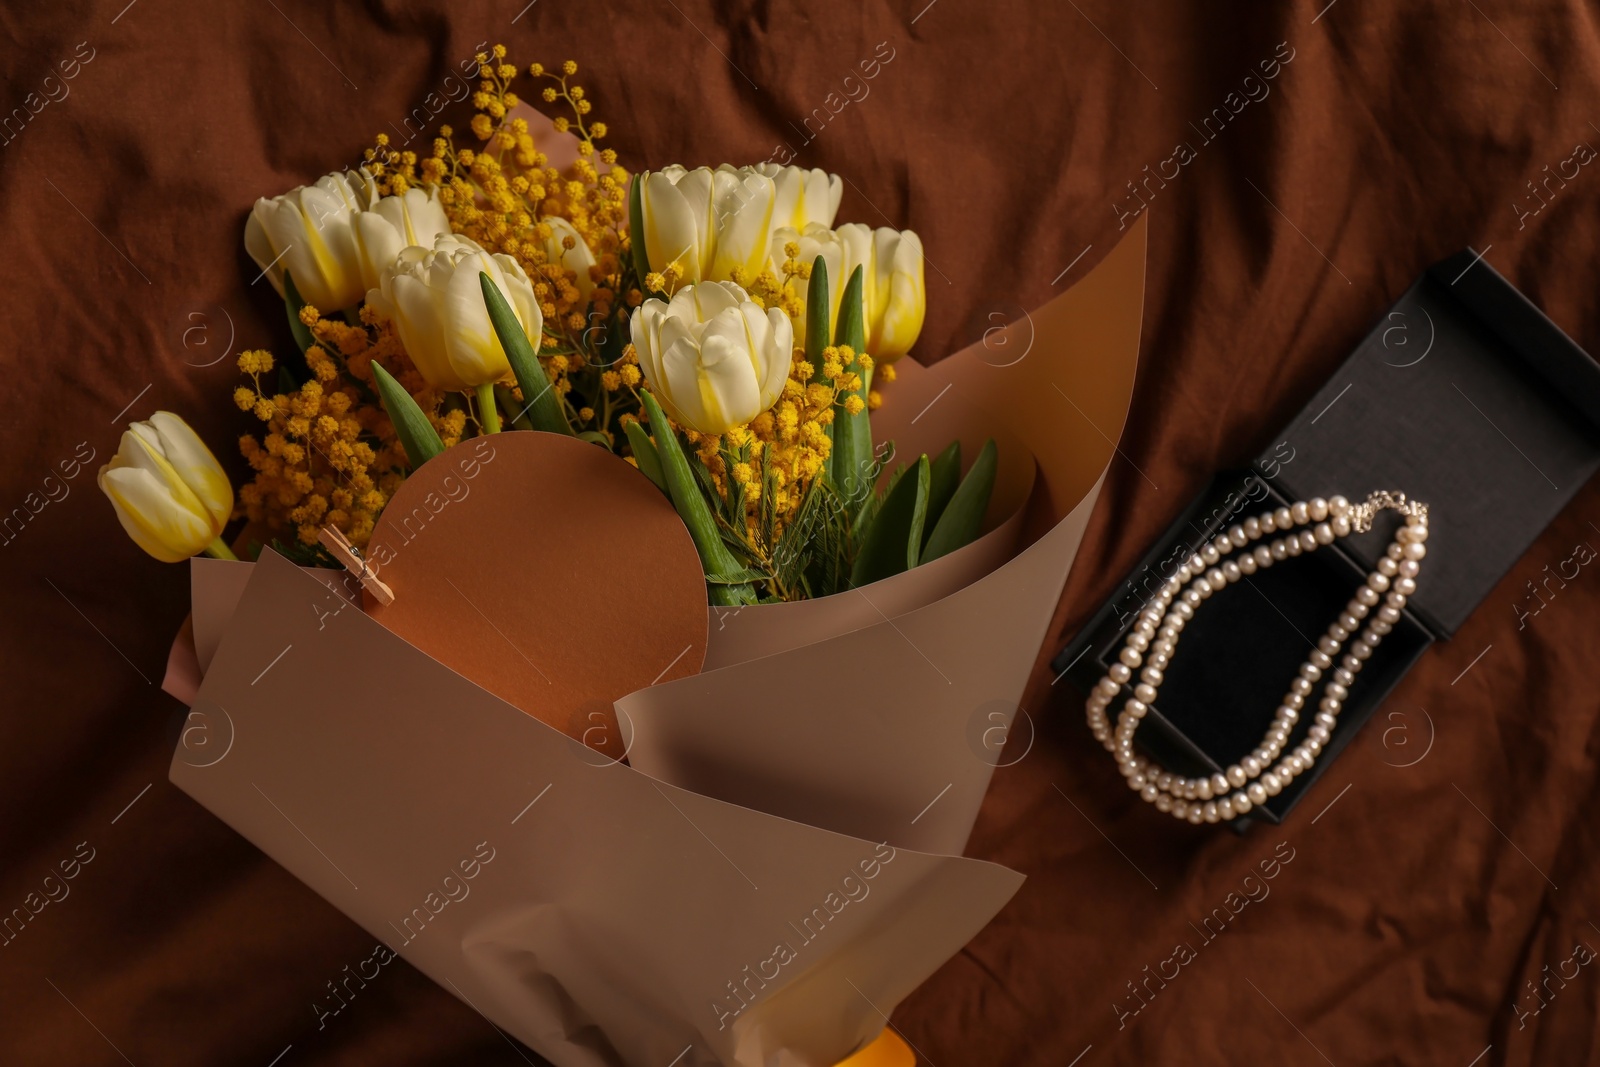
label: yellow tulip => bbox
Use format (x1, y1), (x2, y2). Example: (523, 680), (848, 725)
(367, 234), (543, 392)
(757, 162), (843, 233)
(772, 223), (925, 362)
(99, 412), (234, 563)
(244, 169), (376, 311)
(637, 165), (778, 288)
(630, 281), (793, 434)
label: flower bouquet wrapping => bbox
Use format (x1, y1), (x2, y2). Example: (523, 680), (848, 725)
(111, 46), (1146, 1067)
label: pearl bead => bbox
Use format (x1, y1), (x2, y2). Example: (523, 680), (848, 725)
(1291, 501), (1310, 524)
(1239, 554), (1258, 575)
(1275, 506), (1293, 529)
(1227, 765), (1248, 787)
(1183, 588), (1202, 606)
(1356, 586), (1380, 606)
(1317, 635), (1339, 656)
(1187, 806), (1205, 824)
(1351, 640), (1372, 660)
(1232, 791), (1252, 814)
(1377, 605), (1401, 623)
(1223, 561), (1241, 582)
(1135, 683), (1157, 703)
(1254, 545), (1274, 568)
(1173, 801), (1189, 819)
(1242, 756), (1262, 777)
(1210, 773), (1230, 797)
(1141, 783), (1159, 802)
(1195, 778), (1213, 800)
(1229, 525), (1248, 547)
(1203, 802), (1220, 824)
(1109, 663), (1131, 683)
(1334, 668), (1354, 686)
(1329, 622), (1349, 641)
(1319, 696), (1340, 713)
(1262, 772), (1282, 795)
(1120, 647), (1143, 668)
(1404, 542), (1426, 560)
(1398, 559), (1420, 578)
(1368, 572), (1390, 593)
(1141, 666), (1164, 686)
(1314, 522), (1334, 545)
(1279, 706), (1299, 724)
(1315, 711), (1337, 729)
(1332, 515), (1351, 536)
(1156, 794), (1173, 812)
(1286, 537), (1303, 556)
(1370, 620), (1393, 635)
(1247, 782), (1268, 806)
(1285, 692), (1304, 710)
(1244, 517), (1262, 538)
(1270, 540), (1288, 560)
(1217, 798), (1235, 819)
(1259, 512), (1277, 533)
(1394, 577), (1416, 596)
(1310, 498), (1329, 521)
(1326, 682), (1348, 700)
(1309, 650), (1333, 669)
(1378, 556), (1398, 576)
(1201, 544), (1220, 565)
(1329, 495), (1349, 514)
(1300, 531), (1318, 552)
(1207, 567), (1226, 588)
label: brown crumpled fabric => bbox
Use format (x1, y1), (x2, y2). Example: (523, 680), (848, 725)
(1, 1), (1596, 1064)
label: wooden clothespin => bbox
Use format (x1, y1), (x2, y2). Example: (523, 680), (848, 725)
(317, 525), (396, 606)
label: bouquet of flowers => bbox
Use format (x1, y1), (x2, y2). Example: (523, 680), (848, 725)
(102, 43), (1146, 1067)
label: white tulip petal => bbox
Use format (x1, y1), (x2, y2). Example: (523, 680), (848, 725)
(149, 411), (233, 528)
(98, 465), (214, 563)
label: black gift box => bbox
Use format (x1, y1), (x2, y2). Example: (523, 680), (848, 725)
(1053, 250), (1600, 827)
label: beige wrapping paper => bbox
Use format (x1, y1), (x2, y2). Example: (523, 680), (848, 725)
(622, 216), (1148, 856)
(165, 215), (1147, 1066)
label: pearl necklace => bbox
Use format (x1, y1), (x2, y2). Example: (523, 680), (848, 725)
(1086, 491), (1429, 824)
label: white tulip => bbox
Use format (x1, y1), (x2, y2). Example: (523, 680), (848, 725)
(630, 281), (794, 434)
(244, 170), (377, 311)
(367, 234), (543, 392)
(99, 412), (233, 563)
(772, 223), (924, 361)
(756, 163), (843, 233)
(637, 165), (777, 287)
(351, 185), (452, 292)
(541, 215), (597, 303)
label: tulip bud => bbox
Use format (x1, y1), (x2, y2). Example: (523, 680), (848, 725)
(629, 281), (793, 434)
(757, 163), (843, 233)
(540, 215), (597, 303)
(772, 223), (925, 362)
(98, 412), (234, 563)
(367, 234), (543, 392)
(636, 165), (777, 289)
(351, 185), (453, 292)
(244, 170), (377, 311)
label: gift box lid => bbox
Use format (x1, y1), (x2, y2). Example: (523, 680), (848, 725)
(1253, 250), (1600, 638)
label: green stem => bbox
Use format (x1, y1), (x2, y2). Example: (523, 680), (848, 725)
(203, 537), (239, 561)
(476, 383), (502, 434)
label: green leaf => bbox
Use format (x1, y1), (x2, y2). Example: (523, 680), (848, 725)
(924, 439), (962, 543)
(283, 272), (317, 355)
(628, 174), (656, 297)
(480, 272), (572, 436)
(851, 454), (929, 587)
(640, 389), (757, 607)
(831, 264), (873, 518)
(705, 567), (769, 585)
(370, 361), (444, 470)
(922, 438), (998, 563)
(805, 255), (832, 380)
(624, 420), (667, 492)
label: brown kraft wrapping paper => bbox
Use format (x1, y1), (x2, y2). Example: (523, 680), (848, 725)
(165, 215), (1145, 1065)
